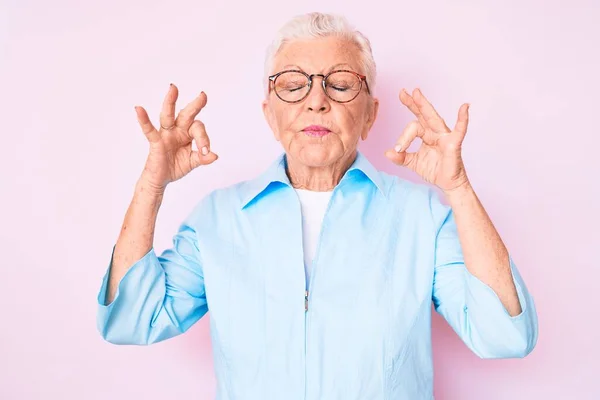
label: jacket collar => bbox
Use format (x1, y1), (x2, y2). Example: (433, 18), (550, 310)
(240, 150), (385, 209)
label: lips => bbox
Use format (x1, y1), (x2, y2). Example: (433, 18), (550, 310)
(302, 125), (331, 137)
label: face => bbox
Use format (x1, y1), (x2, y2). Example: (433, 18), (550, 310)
(262, 36), (379, 169)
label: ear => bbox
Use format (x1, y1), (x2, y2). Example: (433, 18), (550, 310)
(262, 98), (281, 141)
(361, 97), (379, 140)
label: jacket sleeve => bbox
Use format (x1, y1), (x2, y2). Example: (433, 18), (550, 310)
(96, 202), (208, 346)
(430, 189), (538, 359)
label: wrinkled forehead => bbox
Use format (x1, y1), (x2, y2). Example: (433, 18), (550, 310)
(271, 36), (363, 75)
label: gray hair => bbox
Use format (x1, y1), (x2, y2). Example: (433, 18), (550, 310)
(263, 12), (377, 98)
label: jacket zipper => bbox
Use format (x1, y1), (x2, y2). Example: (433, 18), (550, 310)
(305, 290), (309, 311)
(304, 189), (336, 400)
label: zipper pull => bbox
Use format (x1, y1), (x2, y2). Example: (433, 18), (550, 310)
(305, 290), (309, 311)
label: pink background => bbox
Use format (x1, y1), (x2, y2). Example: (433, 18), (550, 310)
(2, 0), (598, 399)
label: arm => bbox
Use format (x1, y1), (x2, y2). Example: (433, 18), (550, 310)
(104, 177), (164, 305)
(443, 183), (521, 316)
(430, 187), (538, 358)
(96, 187), (209, 345)
(96, 85), (217, 345)
(385, 87), (538, 358)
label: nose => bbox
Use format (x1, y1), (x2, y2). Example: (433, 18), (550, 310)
(305, 75), (330, 113)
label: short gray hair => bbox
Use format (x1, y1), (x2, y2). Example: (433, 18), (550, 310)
(263, 12), (377, 98)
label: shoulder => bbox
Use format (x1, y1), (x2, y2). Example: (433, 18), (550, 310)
(184, 181), (243, 216)
(377, 170), (451, 227)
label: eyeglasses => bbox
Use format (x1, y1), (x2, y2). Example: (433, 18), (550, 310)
(268, 69), (370, 104)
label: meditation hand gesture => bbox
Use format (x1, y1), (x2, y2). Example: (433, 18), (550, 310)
(385, 88), (471, 193)
(134, 84), (218, 192)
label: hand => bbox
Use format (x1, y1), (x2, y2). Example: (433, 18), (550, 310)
(385, 88), (470, 193)
(134, 84), (218, 192)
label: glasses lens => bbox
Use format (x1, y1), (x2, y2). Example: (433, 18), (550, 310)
(274, 72), (310, 102)
(325, 71), (361, 102)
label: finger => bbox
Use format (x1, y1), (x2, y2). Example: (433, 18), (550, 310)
(399, 89), (428, 129)
(134, 106), (160, 143)
(385, 148), (416, 168)
(188, 119), (212, 157)
(393, 120), (422, 153)
(160, 83), (178, 130)
(412, 88), (450, 133)
(175, 91), (208, 131)
(453, 103), (470, 139)
(190, 150), (218, 169)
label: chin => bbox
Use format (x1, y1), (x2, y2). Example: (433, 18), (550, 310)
(296, 145), (339, 167)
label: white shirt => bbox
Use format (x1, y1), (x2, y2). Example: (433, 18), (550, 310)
(294, 188), (333, 289)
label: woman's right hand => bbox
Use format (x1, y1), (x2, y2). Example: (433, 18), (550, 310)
(134, 84), (218, 192)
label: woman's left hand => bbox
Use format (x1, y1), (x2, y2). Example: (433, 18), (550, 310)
(385, 88), (471, 193)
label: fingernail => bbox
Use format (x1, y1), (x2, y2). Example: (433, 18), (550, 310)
(394, 144), (402, 152)
(201, 146), (209, 155)
(170, 83), (173, 87)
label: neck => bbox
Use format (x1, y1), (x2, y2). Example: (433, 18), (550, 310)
(285, 151), (357, 191)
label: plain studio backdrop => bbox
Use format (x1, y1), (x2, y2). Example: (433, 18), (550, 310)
(1, 0), (598, 399)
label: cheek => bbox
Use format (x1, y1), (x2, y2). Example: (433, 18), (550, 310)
(274, 106), (300, 131)
(338, 106), (364, 133)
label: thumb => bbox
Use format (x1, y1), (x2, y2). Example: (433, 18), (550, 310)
(385, 148), (414, 168)
(190, 151), (219, 170)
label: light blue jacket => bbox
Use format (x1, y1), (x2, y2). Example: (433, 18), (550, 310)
(97, 151), (538, 399)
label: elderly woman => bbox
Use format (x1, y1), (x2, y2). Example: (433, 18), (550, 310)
(96, 12), (538, 400)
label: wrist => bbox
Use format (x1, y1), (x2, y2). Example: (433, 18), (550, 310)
(136, 175), (167, 198)
(443, 181), (474, 203)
